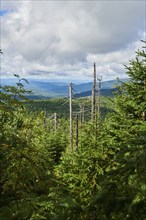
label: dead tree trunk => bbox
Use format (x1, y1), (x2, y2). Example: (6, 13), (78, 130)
(76, 114), (79, 149)
(92, 63), (96, 121)
(69, 83), (73, 153)
(142, 77), (146, 121)
(97, 77), (102, 118)
(54, 112), (57, 131)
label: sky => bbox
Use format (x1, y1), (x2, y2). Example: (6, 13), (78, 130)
(0, 0), (146, 82)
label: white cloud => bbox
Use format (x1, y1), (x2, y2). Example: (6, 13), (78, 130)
(1, 1), (145, 81)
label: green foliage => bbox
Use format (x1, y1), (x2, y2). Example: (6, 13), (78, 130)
(49, 41), (146, 219)
(0, 74), (32, 113)
(0, 42), (146, 219)
(25, 96), (114, 120)
(115, 47), (146, 121)
(0, 77), (68, 219)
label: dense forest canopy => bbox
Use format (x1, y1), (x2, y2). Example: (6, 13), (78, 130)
(0, 42), (146, 219)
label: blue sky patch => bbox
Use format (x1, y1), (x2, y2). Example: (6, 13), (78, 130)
(0, 10), (11, 16)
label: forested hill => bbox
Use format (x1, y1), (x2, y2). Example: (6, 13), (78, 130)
(74, 88), (118, 97)
(0, 44), (146, 219)
(25, 96), (114, 119)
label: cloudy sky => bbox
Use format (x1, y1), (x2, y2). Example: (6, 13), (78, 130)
(0, 0), (145, 82)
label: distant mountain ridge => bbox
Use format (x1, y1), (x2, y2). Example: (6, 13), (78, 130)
(1, 78), (127, 98)
(74, 88), (118, 97)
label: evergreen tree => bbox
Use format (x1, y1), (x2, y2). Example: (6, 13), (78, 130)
(94, 41), (146, 219)
(52, 41), (146, 220)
